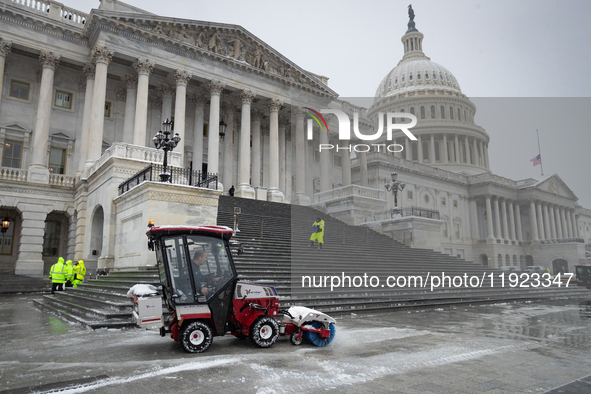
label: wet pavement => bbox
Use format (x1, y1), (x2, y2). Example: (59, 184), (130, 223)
(1, 294), (591, 393)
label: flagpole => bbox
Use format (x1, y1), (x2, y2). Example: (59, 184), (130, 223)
(536, 129), (544, 176)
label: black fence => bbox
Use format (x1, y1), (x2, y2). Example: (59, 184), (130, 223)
(118, 163), (218, 195)
(364, 206), (440, 222)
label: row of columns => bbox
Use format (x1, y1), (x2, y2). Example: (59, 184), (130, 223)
(397, 134), (489, 168)
(481, 195), (580, 242)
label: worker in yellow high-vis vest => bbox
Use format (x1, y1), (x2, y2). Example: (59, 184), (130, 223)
(309, 217), (325, 249)
(49, 257), (67, 294)
(72, 260), (86, 287)
(64, 260), (74, 288)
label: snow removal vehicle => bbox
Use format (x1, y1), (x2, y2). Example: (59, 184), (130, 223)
(133, 224), (336, 353)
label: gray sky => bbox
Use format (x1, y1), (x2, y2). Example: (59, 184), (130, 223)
(73, 0), (591, 207)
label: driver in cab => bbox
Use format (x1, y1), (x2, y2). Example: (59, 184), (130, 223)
(192, 250), (221, 297)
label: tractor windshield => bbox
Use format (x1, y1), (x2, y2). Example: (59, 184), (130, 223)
(161, 234), (235, 304)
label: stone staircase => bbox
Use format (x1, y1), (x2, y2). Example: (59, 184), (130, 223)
(32, 195), (590, 329)
(218, 196), (591, 313)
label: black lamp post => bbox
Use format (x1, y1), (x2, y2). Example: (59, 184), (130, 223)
(152, 118), (180, 183)
(385, 172), (406, 211)
(219, 118), (227, 140)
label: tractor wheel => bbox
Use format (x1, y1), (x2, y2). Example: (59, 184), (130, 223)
(304, 322), (336, 347)
(179, 321), (213, 353)
(250, 316), (279, 348)
(290, 332), (303, 346)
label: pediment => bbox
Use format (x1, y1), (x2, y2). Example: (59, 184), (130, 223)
(1, 123), (30, 133)
(88, 10), (337, 98)
(535, 175), (577, 200)
(50, 132), (73, 141)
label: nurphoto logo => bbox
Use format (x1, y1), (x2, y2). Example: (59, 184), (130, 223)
(305, 108), (418, 153)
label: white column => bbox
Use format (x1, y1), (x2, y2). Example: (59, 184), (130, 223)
(571, 211), (579, 238)
(478, 140), (484, 167)
(493, 197), (502, 241)
(442, 134), (448, 163)
(469, 197), (479, 240)
(417, 135), (423, 162)
(0, 39), (12, 117)
(536, 201), (545, 240)
(122, 74), (137, 144)
(268, 99), (284, 202)
(285, 137), (293, 202)
(565, 209), (573, 238)
(429, 135), (436, 163)
(501, 198), (509, 240)
(14, 206), (50, 277)
(77, 64), (94, 174)
(560, 208), (569, 239)
(515, 203), (523, 242)
(549, 204), (557, 239)
(278, 117), (287, 195)
(207, 80), (224, 180)
(222, 103), (235, 193)
(342, 147), (352, 186)
(485, 195), (494, 239)
(484, 143), (490, 169)
(319, 126), (330, 192)
(405, 138), (412, 160)
(464, 137), (470, 164)
(508, 200), (516, 241)
(454, 135), (460, 163)
(160, 85), (174, 125)
(251, 110), (262, 188)
(192, 96), (206, 172)
(293, 109), (309, 205)
(543, 203), (551, 240)
(359, 151), (368, 187)
(554, 206), (563, 239)
(132, 58), (154, 146)
(86, 47), (113, 164)
(173, 70), (191, 167)
(28, 51), (60, 184)
(236, 90), (255, 198)
(530, 200), (539, 241)
(472, 138), (478, 165)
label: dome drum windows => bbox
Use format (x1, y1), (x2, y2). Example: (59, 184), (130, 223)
(420, 106), (425, 119)
(402, 75), (405, 83)
(430, 105), (435, 119)
(417, 73), (422, 80)
(449, 106), (454, 120)
(395, 77), (398, 85)
(409, 74), (413, 82)
(425, 72), (430, 80)
(433, 72), (437, 80)
(440, 106), (445, 119)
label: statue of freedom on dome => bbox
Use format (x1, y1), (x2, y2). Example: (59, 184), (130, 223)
(408, 4), (415, 21)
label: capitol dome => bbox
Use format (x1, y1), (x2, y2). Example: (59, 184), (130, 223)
(375, 59), (462, 97)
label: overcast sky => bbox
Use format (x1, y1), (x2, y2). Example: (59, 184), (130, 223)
(73, 0), (591, 208)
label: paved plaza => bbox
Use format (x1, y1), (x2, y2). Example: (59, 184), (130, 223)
(1, 294), (590, 393)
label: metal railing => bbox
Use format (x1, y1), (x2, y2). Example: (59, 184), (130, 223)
(364, 206), (440, 222)
(118, 163), (218, 195)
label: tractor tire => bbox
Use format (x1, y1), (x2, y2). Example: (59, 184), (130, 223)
(304, 322), (336, 347)
(290, 332), (303, 346)
(179, 321), (213, 353)
(250, 316), (279, 348)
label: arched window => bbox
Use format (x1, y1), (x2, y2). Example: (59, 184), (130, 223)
(430, 106), (436, 119)
(505, 254), (510, 265)
(395, 77), (398, 85)
(442, 221), (448, 237)
(454, 222), (460, 239)
(457, 108), (461, 121)
(433, 72), (437, 80)
(449, 106), (454, 119)
(409, 74), (413, 81)
(498, 254), (503, 267)
(417, 73), (422, 80)
(411, 142), (418, 161)
(420, 106), (425, 119)
(464, 110), (467, 121)
(440, 73), (444, 81)
(388, 80), (391, 88)
(462, 144), (467, 163)
(425, 72), (430, 80)
(440, 106), (445, 119)
(422, 141), (429, 161)
(434, 141), (440, 161)
(402, 75), (405, 83)
(410, 107), (415, 116)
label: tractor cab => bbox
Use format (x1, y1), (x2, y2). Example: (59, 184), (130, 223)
(147, 225), (238, 339)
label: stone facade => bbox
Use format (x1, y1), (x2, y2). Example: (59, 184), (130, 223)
(0, 0), (589, 278)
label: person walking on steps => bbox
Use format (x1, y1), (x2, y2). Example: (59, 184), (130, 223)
(49, 257), (67, 294)
(229, 185), (235, 196)
(72, 260), (86, 287)
(309, 217), (325, 249)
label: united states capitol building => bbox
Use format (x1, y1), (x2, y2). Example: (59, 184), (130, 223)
(0, 0), (589, 277)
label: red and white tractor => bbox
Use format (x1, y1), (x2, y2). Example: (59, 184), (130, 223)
(130, 224), (336, 353)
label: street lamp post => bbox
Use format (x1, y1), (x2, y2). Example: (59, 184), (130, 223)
(152, 118), (180, 183)
(384, 172), (406, 213)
